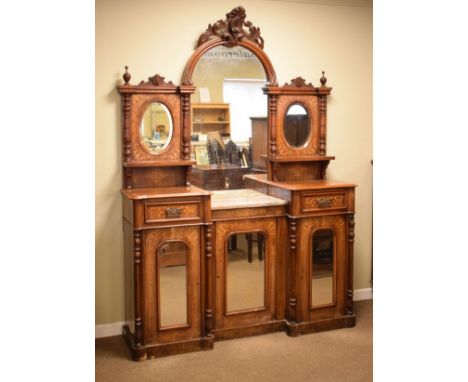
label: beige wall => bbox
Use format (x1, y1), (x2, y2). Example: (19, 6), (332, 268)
(96, 0), (372, 325)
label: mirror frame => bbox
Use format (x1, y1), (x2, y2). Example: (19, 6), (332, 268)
(182, 39), (277, 87)
(118, 75), (185, 172)
(180, 35), (278, 164)
(139, 100), (174, 155)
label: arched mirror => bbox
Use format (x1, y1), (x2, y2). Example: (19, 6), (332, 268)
(226, 232), (266, 312)
(284, 103), (310, 148)
(311, 229), (335, 308)
(189, 45), (268, 190)
(157, 241), (188, 327)
(140, 101), (173, 154)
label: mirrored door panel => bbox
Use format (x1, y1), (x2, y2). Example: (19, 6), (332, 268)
(144, 226), (201, 343)
(215, 218), (277, 330)
(158, 241), (188, 327)
(226, 232), (266, 312)
(311, 229), (335, 308)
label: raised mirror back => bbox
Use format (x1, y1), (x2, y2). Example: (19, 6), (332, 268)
(189, 45), (268, 190)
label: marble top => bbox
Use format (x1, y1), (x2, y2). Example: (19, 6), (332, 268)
(211, 189), (288, 210)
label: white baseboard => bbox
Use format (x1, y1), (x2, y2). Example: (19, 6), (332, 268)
(95, 321), (125, 339)
(96, 289), (373, 338)
(353, 288), (373, 301)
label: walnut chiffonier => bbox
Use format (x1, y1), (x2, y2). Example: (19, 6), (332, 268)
(118, 6), (356, 361)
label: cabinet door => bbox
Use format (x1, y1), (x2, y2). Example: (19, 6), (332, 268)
(143, 226), (201, 343)
(297, 215), (347, 321)
(214, 218), (277, 329)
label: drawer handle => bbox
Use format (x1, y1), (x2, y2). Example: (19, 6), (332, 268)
(165, 207), (182, 218)
(315, 197), (334, 208)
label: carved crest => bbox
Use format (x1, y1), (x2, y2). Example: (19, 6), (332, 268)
(284, 77), (314, 88)
(196, 6), (264, 49)
(138, 74), (175, 87)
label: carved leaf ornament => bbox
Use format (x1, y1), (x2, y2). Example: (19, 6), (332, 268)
(284, 77), (315, 88)
(138, 74), (175, 87)
(197, 6), (264, 49)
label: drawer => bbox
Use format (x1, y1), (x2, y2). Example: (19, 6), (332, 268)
(144, 199), (202, 224)
(300, 191), (348, 214)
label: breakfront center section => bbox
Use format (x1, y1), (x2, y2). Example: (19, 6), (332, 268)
(209, 190), (288, 339)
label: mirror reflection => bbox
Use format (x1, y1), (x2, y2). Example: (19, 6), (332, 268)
(311, 229), (334, 307)
(190, 45), (268, 190)
(140, 102), (173, 153)
(158, 241), (188, 327)
(226, 232), (265, 312)
(284, 103), (310, 147)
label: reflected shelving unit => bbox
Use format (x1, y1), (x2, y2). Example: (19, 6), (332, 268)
(191, 103), (231, 136)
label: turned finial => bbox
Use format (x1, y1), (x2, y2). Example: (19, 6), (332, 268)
(123, 66), (131, 84)
(320, 71), (327, 87)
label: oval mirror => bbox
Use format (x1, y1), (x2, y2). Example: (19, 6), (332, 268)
(140, 102), (173, 154)
(284, 103), (310, 148)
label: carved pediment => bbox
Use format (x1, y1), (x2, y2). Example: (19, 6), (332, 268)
(283, 77), (314, 88)
(196, 6), (264, 49)
(138, 74), (176, 87)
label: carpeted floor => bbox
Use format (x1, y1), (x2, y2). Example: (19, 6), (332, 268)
(95, 300), (372, 382)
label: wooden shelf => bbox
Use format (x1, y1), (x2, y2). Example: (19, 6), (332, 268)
(191, 103), (229, 109)
(193, 121), (229, 125)
(123, 160), (196, 168)
(260, 155), (335, 162)
(243, 173), (356, 191)
(121, 185), (211, 200)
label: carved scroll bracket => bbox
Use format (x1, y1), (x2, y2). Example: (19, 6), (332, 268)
(197, 6), (264, 49)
